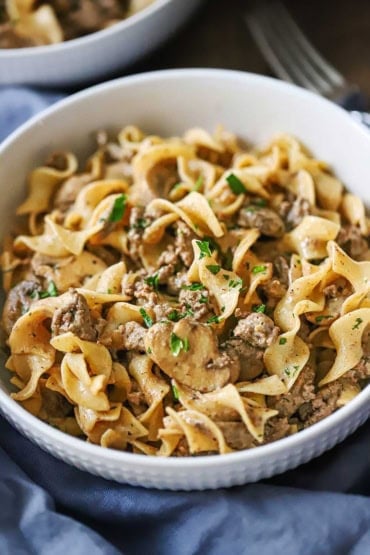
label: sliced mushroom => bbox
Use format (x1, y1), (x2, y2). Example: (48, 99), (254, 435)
(144, 319), (230, 392)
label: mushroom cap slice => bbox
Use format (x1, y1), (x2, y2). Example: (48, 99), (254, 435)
(144, 319), (230, 392)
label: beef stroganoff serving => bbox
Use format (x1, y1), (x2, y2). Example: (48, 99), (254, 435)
(0, 0), (154, 48)
(1, 126), (369, 457)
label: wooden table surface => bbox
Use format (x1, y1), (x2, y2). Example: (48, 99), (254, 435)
(134, 0), (370, 106)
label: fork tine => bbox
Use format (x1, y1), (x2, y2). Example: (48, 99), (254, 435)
(246, 13), (297, 84)
(261, 3), (334, 95)
(246, 1), (346, 96)
(246, 8), (324, 93)
(271, 2), (345, 89)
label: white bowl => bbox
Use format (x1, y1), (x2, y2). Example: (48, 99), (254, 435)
(0, 69), (369, 490)
(0, 0), (201, 87)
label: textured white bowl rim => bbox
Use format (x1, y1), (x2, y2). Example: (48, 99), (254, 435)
(0, 68), (369, 474)
(0, 0), (175, 57)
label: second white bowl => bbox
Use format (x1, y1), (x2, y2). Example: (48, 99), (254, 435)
(0, 0), (201, 87)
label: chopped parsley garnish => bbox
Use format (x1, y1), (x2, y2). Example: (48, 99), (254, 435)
(182, 282), (205, 291)
(229, 278), (243, 289)
(144, 274), (159, 290)
(207, 315), (221, 324)
(253, 198), (267, 207)
(172, 384), (180, 401)
(252, 265), (267, 275)
(193, 175), (204, 191)
(196, 240), (212, 259)
(132, 218), (149, 230)
(199, 294), (208, 304)
(284, 365), (300, 377)
(352, 317), (363, 330)
(168, 310), (184, 322)
(252, 304), (266, 313)
(315, 315), (332, 323)
(168, 307), (194, 322)
(139, 308), (153, 328)
(170, 333), (190, 357)
(146, 347), (152, 354)
(184, 306), (194, 317)
(223, 274), (229, 281)
(226, 173), (247, 195)
(279, 337), (287, 345)
(108, 194), (127, 223)
(107, 288), (112, 294)
(206, 264), (221, 275)
(32, 280), (59, 300)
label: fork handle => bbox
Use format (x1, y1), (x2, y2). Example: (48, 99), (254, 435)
(350, 111), (370, 130)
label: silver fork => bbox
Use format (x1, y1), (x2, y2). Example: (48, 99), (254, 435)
(245, 0), (370, 127)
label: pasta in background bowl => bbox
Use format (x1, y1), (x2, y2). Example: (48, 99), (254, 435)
(0, 69), (369, 489)
(1, 0), (156, 48)
(0, 0), (202, 86)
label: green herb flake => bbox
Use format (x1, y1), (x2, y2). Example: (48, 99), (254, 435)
(253, 198), (267, 207)
(39, 280), (58, 299)
(183, 337), (190, 352)
(284, 365), (300, 378)
(352, 317), (363, 330)
(184, 307), (194, 317)
(199, 294), (208, 304)
(182, 282), (205, 291)
(139, 308), (153, 328)
(147, 347), (152, 354)
(226, 173), (247, 195)
(172, 383), (180, 401)
(108, 194), (127, 223)
(196, 240), (212, 259)
(223, 274), (229, 281)
(107, 288), (112, 294)
(132, 218), (149, 230)
(170, 333), (190, 357)
(207, 315), (221, 324)
(144, 273), (159, 290)
(251, 265), (267, 275)
(193, 175), (204, 191)
(206, 264), (221, 275)
(228, 278), (243, 289)
(315, 315), (332, 323)
(30, 290), (39, 300)
(167, 310), (184, 322)
(252, 304), (266, 314)
(279, 337), (287, 345)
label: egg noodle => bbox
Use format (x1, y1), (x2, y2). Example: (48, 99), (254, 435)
(1, 126), (369, 456)
(0, 0), (154, 48)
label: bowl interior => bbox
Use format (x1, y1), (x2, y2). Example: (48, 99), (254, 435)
(0, 69), (369, 445)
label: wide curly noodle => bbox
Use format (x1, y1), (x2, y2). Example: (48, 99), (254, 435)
(0, 0), (154, 48)
(1, 125), (369, 457)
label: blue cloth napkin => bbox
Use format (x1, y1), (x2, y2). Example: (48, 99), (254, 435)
(1, 86), (370, 555)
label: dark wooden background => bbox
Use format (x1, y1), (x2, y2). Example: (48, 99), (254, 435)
(132, 0), (370, 104)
